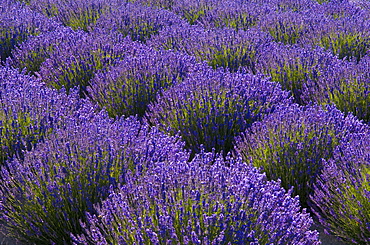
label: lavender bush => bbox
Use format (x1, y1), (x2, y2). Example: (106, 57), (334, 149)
(146, 67), (292, 158)
(304, 54), (370, 123)
(149, 24), (272, 72)
(0, 65), (93, 165)
(311, 133), (370, 244)
(0, 112), (187, 244)
(23, 0), (114, 31)
(7, 26), (85, 76)
(234, 103), (368, 208)
(39, 30), (149, 97)
(0, 0), (60, 62)
(256, 43), (343, 105)
(92, 1), (185, 43)
(88, 49), (198, 118)
(73, 152), (320, 245)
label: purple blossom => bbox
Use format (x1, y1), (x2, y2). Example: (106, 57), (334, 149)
(73, 152), (320, 244)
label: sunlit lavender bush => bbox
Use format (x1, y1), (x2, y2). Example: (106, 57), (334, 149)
(149, 23), (272, 72)
(0, 0), (60, 62)
(92, 1), (185, 42)
(256, 43), (342, 105)
(0, 112), (187, 244)
(39, 30), (149, 97)
(146, 67), (292, 158)
(234, 103), (368, 208)
(304, 54), (370, 123)
(23, 0), (114, 31)
(0, 65), (94, 165)
(196, 0), (270, 30)
(72, 152), (320, 245)
(88, 49), (198, 118)
(7, 26), (85, 76)
(311, 14), (370, 62)
(311, 133), (370, 244)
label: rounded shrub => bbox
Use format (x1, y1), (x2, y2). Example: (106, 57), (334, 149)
(24, 0), (114, 32)
(88, 49), (199, 118)
(39, 29), (149, 97)
(311, 133), (370, 244)
(0, 112), (188, 244)
(145, 67), (292, 158)
(256, 43), (343, 105)
(0, 0), (60, 62)
(72, 152), (320, 244)
(7, 26), (85, 76)
(303, 54), (370, 123)
(0, 65), (93, 165)
(92, 1), (185, 43)
(234, 103), (368, 208)
(149, 23), (272, 73)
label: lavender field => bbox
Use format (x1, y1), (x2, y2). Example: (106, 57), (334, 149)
(1, 0), (370, 244)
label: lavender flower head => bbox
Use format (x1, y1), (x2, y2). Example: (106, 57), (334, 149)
(73, 152), (320, 244)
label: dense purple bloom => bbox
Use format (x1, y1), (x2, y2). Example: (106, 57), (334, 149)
(234, 103), (369, 208)
(92, 1), (185, 42)
(303, 54), (370, 123)
(24, 0), (115, 31)
(88, 49), (199, 118)
(0, 65), (93, 165)
(256, 43), (344, 105)
(311, 133), (370, 244)
(0, 0), (60, 62)
(73, 152), (320, 245)
(196, 0), (272, 30)
(0, 112), (188, 244)
(170, 0), (219, 25)
(7, 26), (85, 76)
(39, 29), (149, 97)
(145, 67), (292, 158)
(149, 24), (273, 72)
(308, 14), (370, 62)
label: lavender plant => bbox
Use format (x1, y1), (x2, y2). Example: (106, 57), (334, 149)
(145, 67), (292, 158)
(0, 0), (60, 62)
(196, 0), (270, 31)
(311, 133), (370, 244)
(234, 103), (368, 208)
(0, 65), (93, 165)
(312, 15), (370, 62)
(39, 30), (149, 97)
(24, 0), (114, 32)
(303, 55), (370, 123)
(72, 152), (320, 245)
(0, 112), (188, 244)
(7, 26), (85, 76)
(149, 24), (272, 73)
(171, 0), (217, 25)
(256, 43), (342, 105)
(88, 49), (198, 118)
(92, 1), (185, 43)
